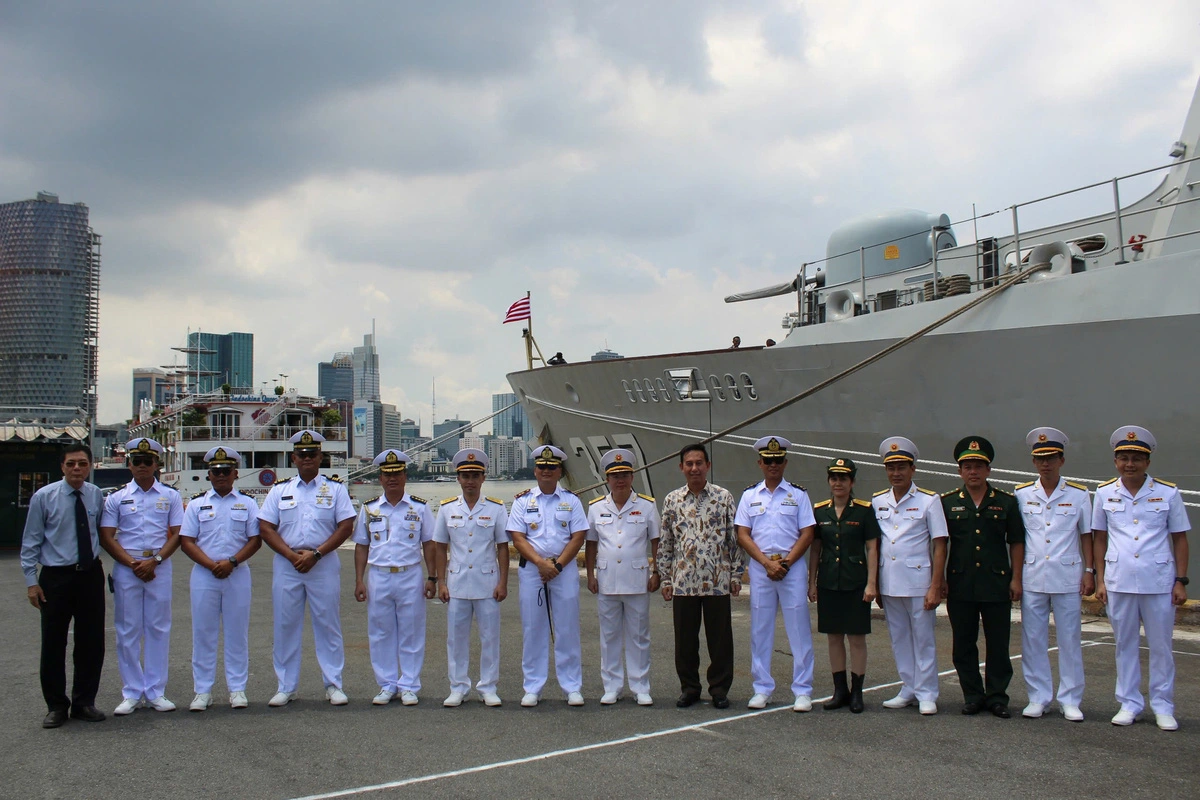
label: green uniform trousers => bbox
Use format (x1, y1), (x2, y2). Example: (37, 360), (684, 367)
(947, 598), (1012, 707)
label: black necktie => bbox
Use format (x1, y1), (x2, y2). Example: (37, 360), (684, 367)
(72, 489), (94, 569)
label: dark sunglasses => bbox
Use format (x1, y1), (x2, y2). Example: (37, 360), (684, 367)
(294, 449), (322, 459)
(209, 466), (233, 476)
(535, 463), (561, 470)
(130, 456), (157, 466)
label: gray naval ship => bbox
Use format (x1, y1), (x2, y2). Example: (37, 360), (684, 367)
(507, 78), (1200, 574)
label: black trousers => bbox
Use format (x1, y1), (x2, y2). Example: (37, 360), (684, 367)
(947, 598), (1012, 707)
(673, 595), (734, 699)
(38, 561), (106, 713)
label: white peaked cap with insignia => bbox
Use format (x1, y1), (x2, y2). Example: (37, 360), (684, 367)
(290, 429), (326, 447)
(601, 448), (636, 474)
(126, 437), (165, 456)
(373, 449), (410, 473)
(203, 446), (242, 466)
(1110, 425), (1155, 454)
(879, 436), (918, 463)
(753, 436), (790, 460)
(1026, 427), (1068, 456)
(533, 445), (567, 465)
(453, 448), (488, 472)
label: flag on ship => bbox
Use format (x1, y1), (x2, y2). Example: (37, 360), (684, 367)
(503, 295), (531, 324)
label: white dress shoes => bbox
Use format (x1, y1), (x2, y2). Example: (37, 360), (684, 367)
(1111, 708), (1137, 726)
(1022, 702), (1045, 719)
(189, 693), (211, 712)
(1156, 713), (1179, 731)
(600, 692), (619, 705)
(1061, 705), (1084, 722)
(443, 691), (465, 707)
(326, 686), (349, 706)
(400, 691), (419, 706)
(919, 701), (938, 716)
(481, 692), (502, 707)
(748, 693), (769, 709)
(793, 695), (812, 712)
(882, 694), (916, 709)
(567, 691), (585, 706)
(229, 691), (249, 709)
(372, 690), (395, 706)
(147, 696), (176, 712)
(636, 693), (653, 706)
(114, 697), (140, 716)
(268, 691), (295, 707)
(520, 693), (539, 707)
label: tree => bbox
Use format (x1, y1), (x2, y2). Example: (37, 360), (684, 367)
(220, 382), (232, 396)
(321, 408), (342, 427)
(275, 385), (285, 396)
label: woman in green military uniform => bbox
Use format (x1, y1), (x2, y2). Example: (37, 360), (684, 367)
(807, 457), (880, 713)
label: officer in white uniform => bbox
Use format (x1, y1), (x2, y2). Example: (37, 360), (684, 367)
(352, 449), (436, 706)
(99, 438), (184, 715)
(1014, 427), (1093, 722)
(178, 446), (262, 711)
(872, 436), (948, 716)
(1092, 426), (1190, 731)
(585, 449), (661, 706)
(507, 445), (589, 707)
(734, 436), (817, 711)
(433, 449), (509, 707)
(258, 430), (357, 707)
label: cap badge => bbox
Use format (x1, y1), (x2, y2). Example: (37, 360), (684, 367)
(1126, 431), (1137, 440)
(614, 454), (623, 462)
(766, 438), (781, 453)
(215, 448), (226, 460)
(1037, 434), (1047, 442)
(969, 440), (979, 450)
(541, 447), (553, 459)
(137, 440), (151, 452)
(301, 432), (314, 445)
(467, 453), (476, 461)
(836, 459), (844, 466)
(385, 452), (398, 463)
(890, 443), (899, 451)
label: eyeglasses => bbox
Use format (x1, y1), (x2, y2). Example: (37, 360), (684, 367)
(294, 449), (322, 459)
(535, 463), (560, 470)
(209, 467), (233, 476)
(130, 456), (156, 467)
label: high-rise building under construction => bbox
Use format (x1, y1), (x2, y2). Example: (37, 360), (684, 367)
(0, 192), (101, 418)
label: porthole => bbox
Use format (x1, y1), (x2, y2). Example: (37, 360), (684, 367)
(724, 373), (742, 400)
(644, 378), (659, 402)
(707, 374), (727, 401)
(632, 379), (647, 403)
(739, 372), (757, 400)
(621, 380), (637, 403)
(655, 377), (672, 402)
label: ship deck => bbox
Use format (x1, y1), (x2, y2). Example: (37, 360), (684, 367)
(3, 549), (1197, 799)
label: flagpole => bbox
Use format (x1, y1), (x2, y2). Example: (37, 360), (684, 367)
(523, 291), (533, 371)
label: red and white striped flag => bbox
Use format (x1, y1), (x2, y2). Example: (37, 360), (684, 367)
(503, 296), (531, 324)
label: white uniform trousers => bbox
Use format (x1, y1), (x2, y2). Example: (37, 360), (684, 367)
(271, 552), (344, 692)
(882, 595), (939, 703)
(597, 593), (651, 695)
(518, 562), (583, 695)
(1020, 590), (1084, 708)
(747, 560), (814, 697)
(190, 564), (252, 694)
(112, 558), (173, 701)
(1107, 591), (1175, 715)
(367, 566), (426, 693)
(446, 597), (501, 695)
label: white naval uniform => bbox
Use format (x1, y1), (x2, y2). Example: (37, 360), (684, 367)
(1015, 479), (1090, 709)
(101, 480), (184, 702)
(179, 489), (260, 694)
(1092, 476), (1190, 716)
(352, 493), (435, 694)
(734, 479), (816, 698)
(433, 495), (509, 696)
(506, 485), (589, 696)
(873, 483), (948, 704)
(259, 474), (356, 693)
(586, 492), (661, 696)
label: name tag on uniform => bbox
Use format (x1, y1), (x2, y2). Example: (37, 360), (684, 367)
(598, 513), (613, 525)
(199, 508), (216, 522)
(368, 518), (387, 532)
(1104, 499), (1124, 511)
(279, 496), (298, 510)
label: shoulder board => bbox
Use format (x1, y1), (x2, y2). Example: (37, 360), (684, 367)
(941, 489), (960, 498)
(744, 483), (759, 492)
(327, 475), (343, 483)
(853, 498), (873, 507)
(637, 492), (655, 502)
(1015, 480), (1035, 490)
(274, 476), (291, 485)
(1097, 477), (1118, 487)
(993, 487), (1014, 497)
(486, 496), (505, 505)
(813, 499), (832, 508)
(1156, 478), (1177, 488)
(917, 487), (937, 496)
(191, 491), (206, 500)
(1065, 481), (1089, 491)
(514, 488), (531, 499)
(589, 495), (606, 505)
(794, 485), (805, 492)
(872, 488), (889, 497)
(440, 496), (457, 506)
(409, 495), (427, 505)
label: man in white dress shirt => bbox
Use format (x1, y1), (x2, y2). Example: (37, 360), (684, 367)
(1093, 426), (1190, 731)
(178, 446), (262, 711)
(585, 449), (661, 706)
(507, 445), (589, 707)
(735, 435), (817, 712)
(353, 449), (437, 706)
(258, 430), (356, 707)
(872, 436), (948, 716)
(433, 448), (509, 707)
(1014, 427), (1093, 722)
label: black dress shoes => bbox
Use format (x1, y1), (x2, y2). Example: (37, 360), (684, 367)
(71, 705), (107, 722)
(676, 694), (700, 708)
(43, 709), (68, 728)
(711, 697), (730, 709)
(961, 701), (984, 715)
(989, 704), (1011, 719)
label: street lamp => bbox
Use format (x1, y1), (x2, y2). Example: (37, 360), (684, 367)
(278, 373), (288, 391)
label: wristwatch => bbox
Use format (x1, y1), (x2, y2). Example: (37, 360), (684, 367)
(427, 575), (437, 583)
(153, 554), (163, 564)
(229, 555), (239, 568)
(1084, 567), (1096, 575)
(311, 549), (323, 561)
(1176, 576), (1190, 586)
(552, 561), (564, 573)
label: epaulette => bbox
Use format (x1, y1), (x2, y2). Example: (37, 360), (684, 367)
(853, 498), (873, 507)
(1065, 481), (1089, 491)
(1155, 478), (1177, 488)
(589, 495), (606, 505)
(917, 487), (937, 496)
(274, 475), (292, 485)
(813, 499), (832, 508)
(744, 483), (758, 492)
(409, 494), (427, 505)
(327, 475), (343, 483)
(1098, 477), (1118, 487)
(514, 488), (531, 499)
(1015, 480), (1035, 490)
(992, 486), (1014, 497)
(941, 489), (961, 498)
(440, 496), (457, 506)
(486, 496), (505, 505)
(191, 491), (206, 500)
(637, 492), (655, 502)
(873, 488), (889, 497)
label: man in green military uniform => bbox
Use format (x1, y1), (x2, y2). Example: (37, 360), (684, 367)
(941, 437), (1024, 718)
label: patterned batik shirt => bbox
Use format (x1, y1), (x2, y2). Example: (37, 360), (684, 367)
(656, 482), (745, 596)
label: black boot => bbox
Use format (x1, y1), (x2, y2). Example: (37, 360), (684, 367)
(849, 673), (865, 714)
(823, 672), (850, 710)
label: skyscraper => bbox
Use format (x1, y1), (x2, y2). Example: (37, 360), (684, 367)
(433, 418), (471, 459)
(0, 192), (100, 417)
(492, 392), (530, 439)
(352, 329), (383, 457)
(131, 367), (184, 419)
(318, 353), (354, 402)
(181, 331), (254, 394)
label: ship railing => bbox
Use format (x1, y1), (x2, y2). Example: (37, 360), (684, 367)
(174, 425), (349, 442)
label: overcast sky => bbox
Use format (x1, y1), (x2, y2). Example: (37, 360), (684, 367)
(2, 1), (1197, 432)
